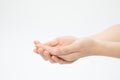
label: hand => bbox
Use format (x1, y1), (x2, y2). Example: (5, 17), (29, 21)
(34, 36), (77, 64)
(34, 36), (96, 64)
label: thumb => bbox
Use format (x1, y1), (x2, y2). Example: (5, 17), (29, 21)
(57, 40), (81, 56)
(33, 41), (59, 55)
(44, 40), (58, 47)
(41, 40), (80, 56)
(39, 44), (60, 56)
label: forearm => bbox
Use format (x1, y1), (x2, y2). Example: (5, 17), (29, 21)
(94, 40), (120, 58)
(91, 24), (120, 42)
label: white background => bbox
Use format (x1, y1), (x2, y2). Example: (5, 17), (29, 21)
(0, 0), (120, 80)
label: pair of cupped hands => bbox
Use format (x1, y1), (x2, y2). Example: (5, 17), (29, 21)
(33, 36), (95, 64)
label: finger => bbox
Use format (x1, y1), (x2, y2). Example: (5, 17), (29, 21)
(42, 42), (77, 56)
(34, 40), (40, 45)
(51, 56), (72, 64)
(44, 50), (55, 63)
(33, 48), (39, 54)
(37, 44), (60, 56)
(38, 44), (70, 56)
(34, 46), (48, 60)
(39, 53), (48, 61)
(34, 40), (42, 48)
(33, 48), (37, 53)
(37, 46), (57, 63)
(34, 47), (48, 61)
(38, 48), (44, 54)
(38, 48), (48, 60)
(44, 39), (58, 47)
(33, 41), (55, 61)
(36, 42), (67, 56)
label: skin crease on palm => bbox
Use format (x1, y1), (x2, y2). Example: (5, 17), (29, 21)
(33, 24), (120, 64)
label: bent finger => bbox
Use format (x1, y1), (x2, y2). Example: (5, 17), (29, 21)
(44, 51), (56, 63)
(51, 56), (73, 64)
(38, 48), (48, 60)
(44, 39), (59, 47)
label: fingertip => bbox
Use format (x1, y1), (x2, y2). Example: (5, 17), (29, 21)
(44, 50), (48, 54)
(33, 48), (39, 54)
(38, 48), (43, 53)
(51, 55), (56, 59)
(34, 40), (41, 45)
(34, 40), (38, 44)
(43, 50), (49, 56)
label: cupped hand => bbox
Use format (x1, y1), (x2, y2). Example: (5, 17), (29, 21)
(34, 36), (77, 64)
(34, 36), (96, 64)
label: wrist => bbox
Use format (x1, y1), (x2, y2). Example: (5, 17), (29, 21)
(91, 40), (107, 56)
(86, 38), (100, 56)
(77, 38), (99, 56)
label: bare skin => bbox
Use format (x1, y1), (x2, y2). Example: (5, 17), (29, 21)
(34, 37), (96, 64)
(33, 24), (120, 64)
(91, 24), (120, 42)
